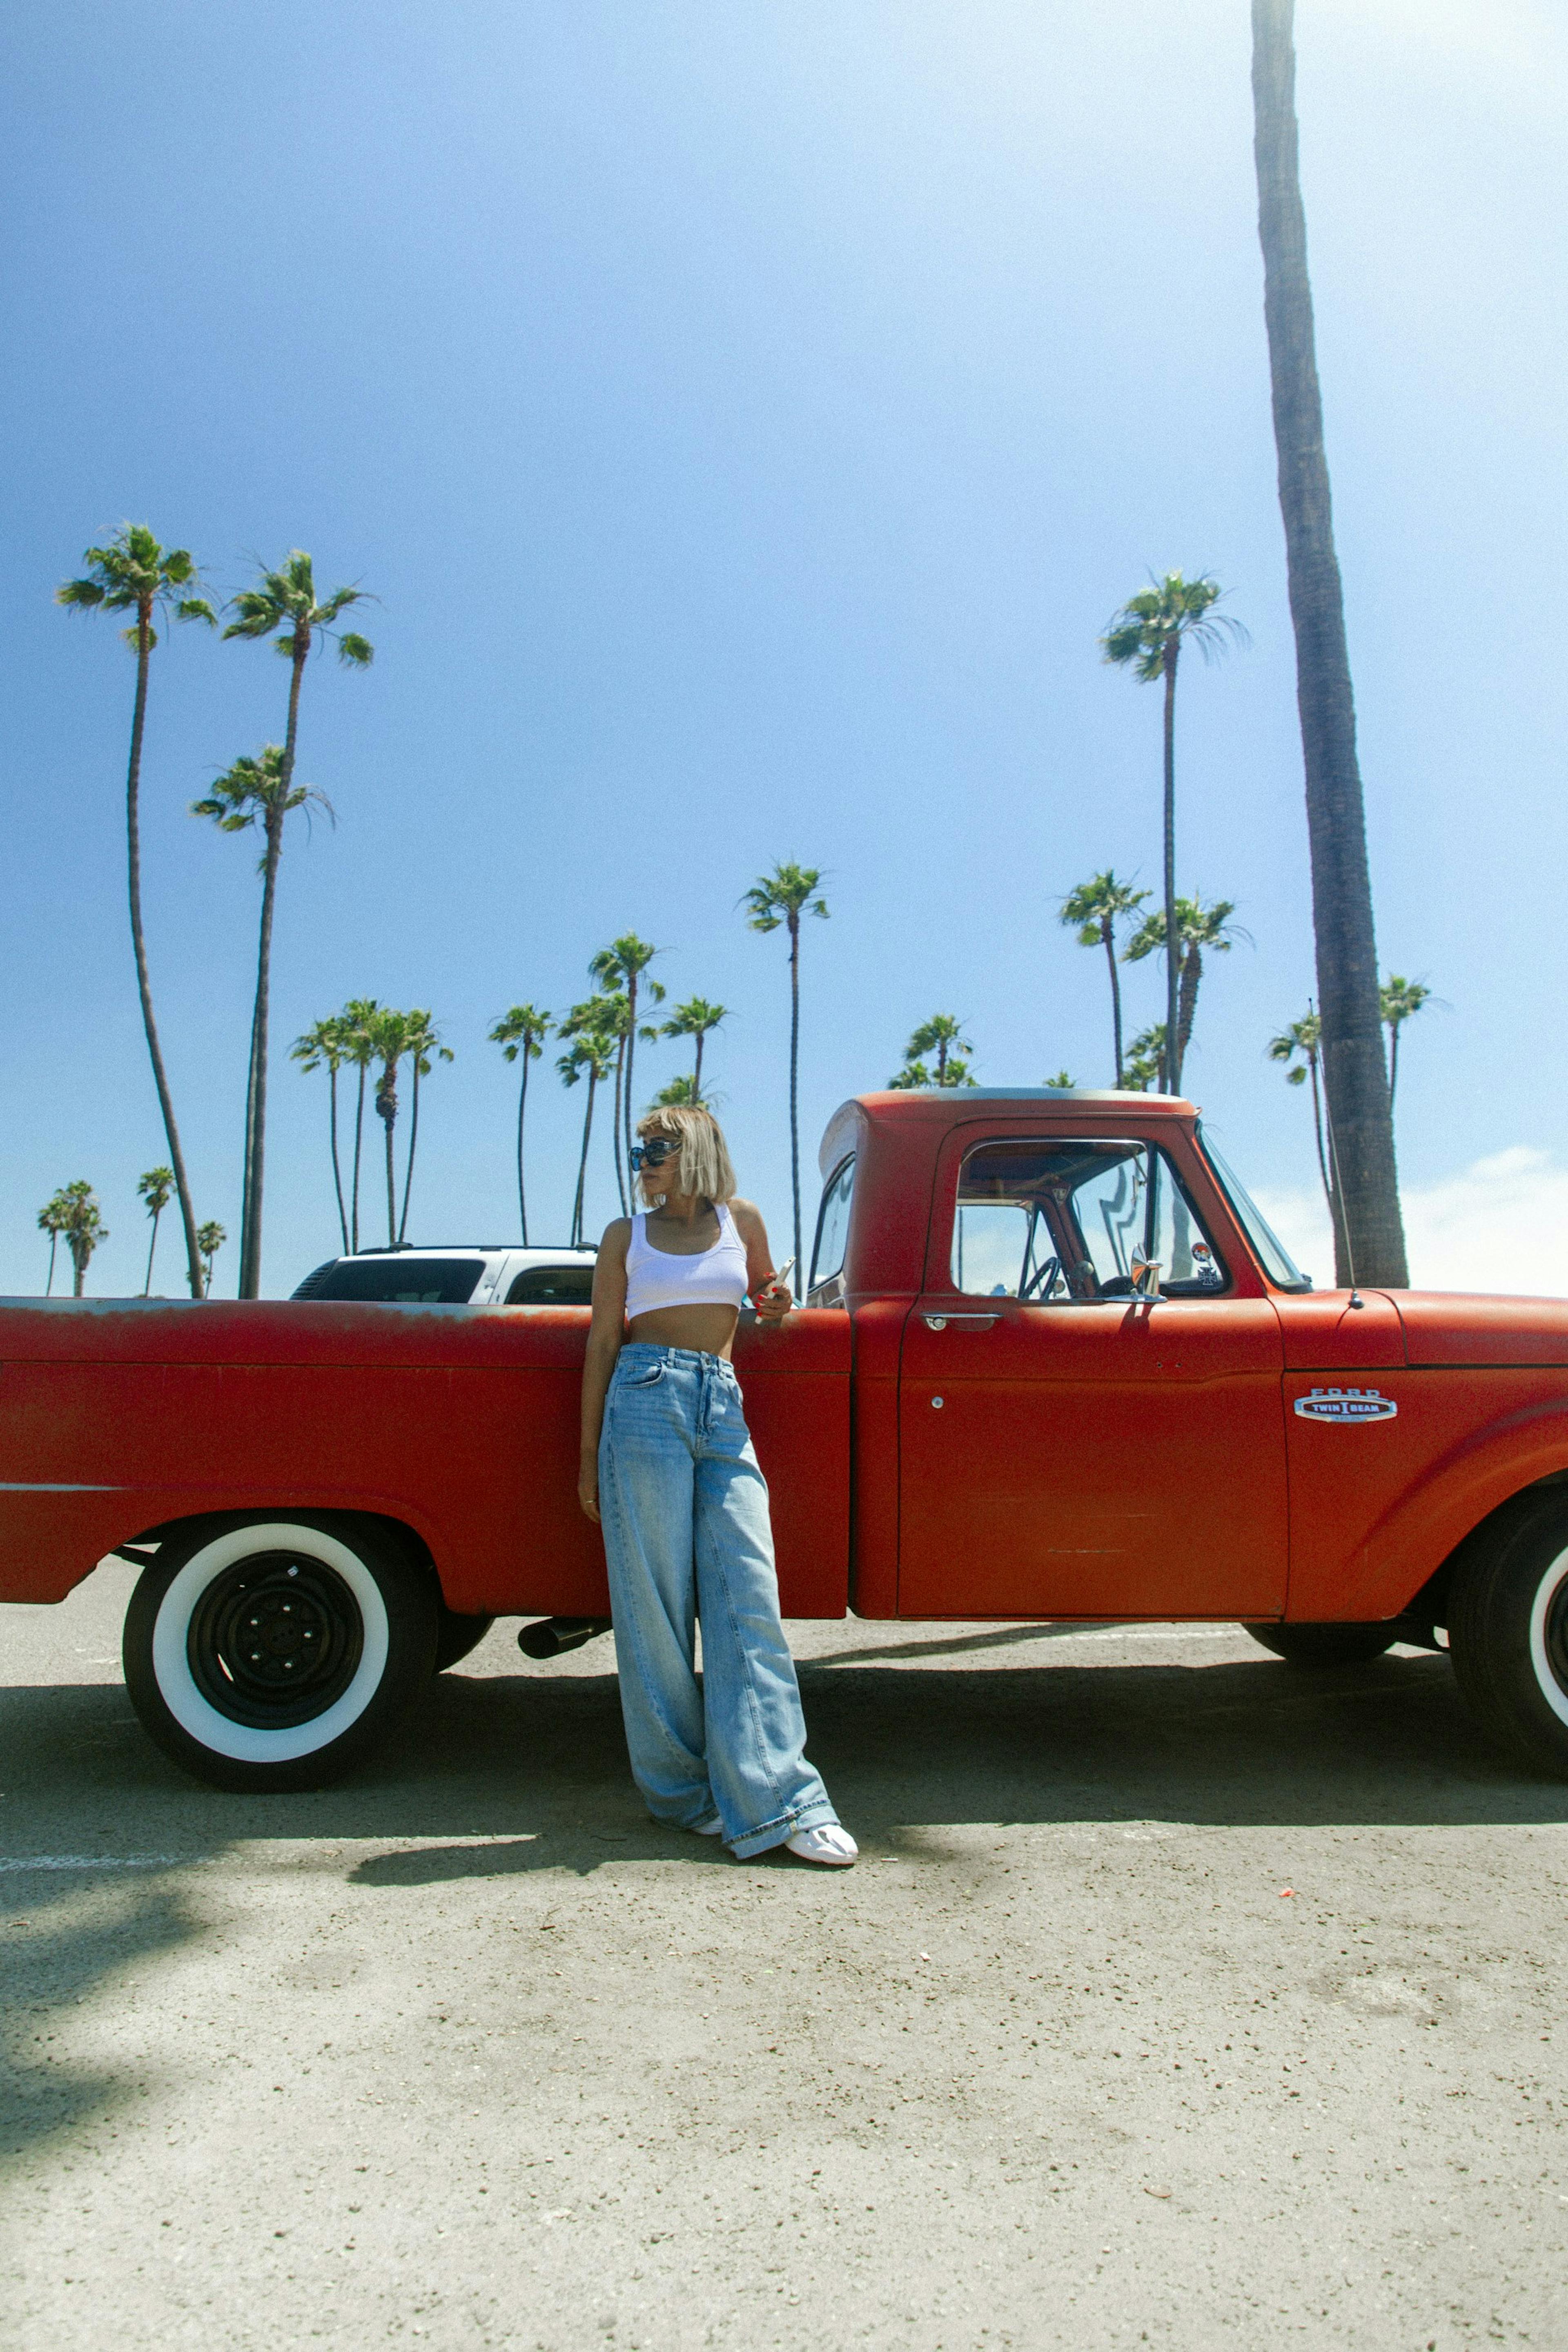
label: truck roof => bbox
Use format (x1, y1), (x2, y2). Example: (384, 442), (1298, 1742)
(818, 1087), (1197, 1174)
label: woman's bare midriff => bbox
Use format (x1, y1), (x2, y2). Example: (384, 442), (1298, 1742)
(626, 1305), (742, 1358)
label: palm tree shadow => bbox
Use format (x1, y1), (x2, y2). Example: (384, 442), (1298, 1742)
(1, 1874), (197, 2162)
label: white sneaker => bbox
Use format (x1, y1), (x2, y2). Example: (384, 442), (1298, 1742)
(694, 1817), (725, 1838)
(786, 1824), (858, 1867)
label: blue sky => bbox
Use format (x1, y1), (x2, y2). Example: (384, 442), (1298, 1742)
(2, 1), (1562, 1296)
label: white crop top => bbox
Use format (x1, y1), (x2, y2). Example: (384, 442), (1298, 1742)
(624, 1204), (750, 1320)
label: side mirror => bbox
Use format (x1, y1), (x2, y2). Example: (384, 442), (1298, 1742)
(1131, 1257), (1162, 1302)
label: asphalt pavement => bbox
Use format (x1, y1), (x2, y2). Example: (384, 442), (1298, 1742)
(3, 1562), (1565, 2349)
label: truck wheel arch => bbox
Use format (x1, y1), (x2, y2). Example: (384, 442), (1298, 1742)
(1327, 1408), (1568, 1625)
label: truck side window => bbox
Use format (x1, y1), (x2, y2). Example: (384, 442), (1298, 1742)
(808, 1156), (855, 1305)
(951, 1139), (1228, 1302)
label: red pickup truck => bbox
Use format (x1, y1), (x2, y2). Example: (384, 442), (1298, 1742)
(7, 1089), (1568, 1791)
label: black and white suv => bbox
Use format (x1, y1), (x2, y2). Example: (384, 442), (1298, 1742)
(290, 1244), (597, 1306)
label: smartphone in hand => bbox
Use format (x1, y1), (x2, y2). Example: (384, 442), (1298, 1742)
(756, 1256), (795, 1306)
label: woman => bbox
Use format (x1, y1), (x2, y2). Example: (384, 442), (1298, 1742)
(579, 1103), (855, 1866)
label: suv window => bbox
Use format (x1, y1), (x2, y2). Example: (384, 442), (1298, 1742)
(952, 1138), (1227, 1302)
(300, 1256), (487, 1304)
(809, 1157), (855, 1303)
(505, 1263), (595, 1306)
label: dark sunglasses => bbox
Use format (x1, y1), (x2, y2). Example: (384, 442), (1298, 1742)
(629, 1136), (679, 1173)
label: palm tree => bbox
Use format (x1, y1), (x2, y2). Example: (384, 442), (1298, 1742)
(338, 998), (382, 1252)
(358, 1008), (427, 1250)
(196, 1221), (226, 1298)
(369, 1011), (411, 1248)
(1059, 871), (1149, 1084)
(743, 862), (829, 1277)
(222, 553), (373, 775)
(1126, 895), (1247, 1080)
(1268, 1009), (1337, 1237)
(887, 1061), (931, 1091)
(57, 525), (216, 1301)
(1380, 975), (1432, 1114)
(1102, 577), (1246, 1090)
(396, 1010), (454, 1244)
(489, 1004), (552, 1241)
(590, 938), (665, 1205)
(38, 1191), (71, 1296)
(193, 746), (333, 1296)
(1251, 0), (1408, 1287)
(660, 997), (730, 1100)
(558, 1028), (617, 1248)
(653, 1074), (706, 1108)
(292, 1015), (352, 1252)
(136, 1166), (175, 1295)
(1121, 1024), (1168, 1095)
(1042, 1069), (1078, 1089)
(53, 1181), (108, 1298)
(907, 1015), (975, 1087)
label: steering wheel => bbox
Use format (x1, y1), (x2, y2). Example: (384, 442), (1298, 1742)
(1020, 1254), (1061, 1302)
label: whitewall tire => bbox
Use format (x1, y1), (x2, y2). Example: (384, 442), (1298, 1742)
(1450, 1494), (1568, 1780)
(123, 1516), (439, 1792)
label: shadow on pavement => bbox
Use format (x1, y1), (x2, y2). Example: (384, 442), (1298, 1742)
(1, 1864), (198, 2162)
(4, 1648), (1566, 1858)
(4, 1647), (1564, 2157)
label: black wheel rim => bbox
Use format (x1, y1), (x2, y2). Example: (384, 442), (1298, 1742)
(186, 1550), (365, 1729)
(1544, 1565), (1568, 1704)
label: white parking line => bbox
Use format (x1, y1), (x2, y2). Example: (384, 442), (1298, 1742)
(0, 1854), (190, 1872)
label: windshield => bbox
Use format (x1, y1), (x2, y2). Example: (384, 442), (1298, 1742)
(1197, 1131), (1312, 1292)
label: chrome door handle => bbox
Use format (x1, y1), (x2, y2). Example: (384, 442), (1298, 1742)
(923, 1314), (998, 1332)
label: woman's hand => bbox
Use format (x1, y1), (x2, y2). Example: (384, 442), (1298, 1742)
(578, 1457), (601, 1523)
(753, 1275), (793, 1327)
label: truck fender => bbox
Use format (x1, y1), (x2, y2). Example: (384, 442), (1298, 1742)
(1333, 1395), (1568, 1621)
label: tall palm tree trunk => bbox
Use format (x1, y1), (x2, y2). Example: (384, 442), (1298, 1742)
(610, 1036), (628, 1214)
(144, 1209), (161, 1296)
(72, 1249), (86, 1300)
(398, 1061), (421, 1243)
(622, 978), (640, 1176)
(572, 1074), (597, 1248)
(351, 1067), (366, 1253)
(787, 916), (803, 1279)
(126, 609), (205, 1300)
(1176, 943), (1205, 1071)
(693, 1031), (705, 1094)
(1388, 1023), (1401, 1113)
(1252, 0), (1407, 1285)
(1102, 920), (1125, 1085)
(382, 1103), (398, 1246)
(238, 816), (284, 1297)
(1305, 1053), (1334, 1218)
(1161, 644), (1181, 1091)
(327, 1064), (348, 1252)
(516, 1056), (531, 1243)
(45, 1233), (57, 1297)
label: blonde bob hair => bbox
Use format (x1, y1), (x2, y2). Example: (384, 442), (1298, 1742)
(635, 1104), (737, 1206)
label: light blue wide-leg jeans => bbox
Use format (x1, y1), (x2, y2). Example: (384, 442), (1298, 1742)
(597, 1343), (839, 1858)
